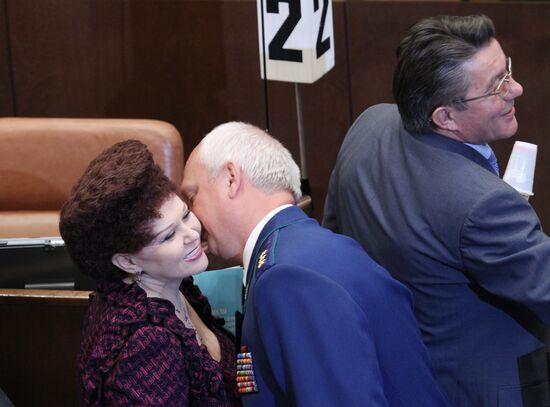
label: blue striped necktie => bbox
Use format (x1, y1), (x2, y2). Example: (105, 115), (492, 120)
(488, 149), (500, 176)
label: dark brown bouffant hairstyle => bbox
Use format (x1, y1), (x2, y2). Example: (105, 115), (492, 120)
(59, 140), (177, 281)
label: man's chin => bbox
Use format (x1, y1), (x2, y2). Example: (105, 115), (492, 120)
(202, 241), (240, 267)
(206, 251), (241, 269)
(495, 119), (518, 142)
(506, 120), (519, 139)
(220, 249), (243, 267)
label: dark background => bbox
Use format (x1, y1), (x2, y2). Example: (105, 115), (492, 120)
(1, 0), (549, 227)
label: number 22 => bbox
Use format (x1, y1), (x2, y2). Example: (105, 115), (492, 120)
(266, 0), (331, 62)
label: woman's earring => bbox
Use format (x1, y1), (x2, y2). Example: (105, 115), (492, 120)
(136, 271), (142, 283)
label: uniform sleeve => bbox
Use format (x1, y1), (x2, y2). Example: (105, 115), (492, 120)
(103, 326), (188, 406)
(460, 187), (550, 324)
(252, 265), (389, 407)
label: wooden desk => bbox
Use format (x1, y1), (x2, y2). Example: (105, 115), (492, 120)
(0, 289), (91, 406)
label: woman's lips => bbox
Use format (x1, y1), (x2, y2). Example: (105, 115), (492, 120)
(183, 245), (203, 262)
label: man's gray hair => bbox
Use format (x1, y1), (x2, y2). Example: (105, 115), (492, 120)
(198, 121), (302, 202)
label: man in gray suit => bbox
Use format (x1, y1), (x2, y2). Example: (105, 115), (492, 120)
(323, 15), (550, 407)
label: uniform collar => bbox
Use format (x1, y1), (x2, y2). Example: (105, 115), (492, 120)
(242, 204), (292, 286)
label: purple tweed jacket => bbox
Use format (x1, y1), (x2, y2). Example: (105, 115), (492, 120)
(77, 277), (241, 406)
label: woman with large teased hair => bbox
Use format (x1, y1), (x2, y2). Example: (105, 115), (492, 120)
(60, 140), (240, 406)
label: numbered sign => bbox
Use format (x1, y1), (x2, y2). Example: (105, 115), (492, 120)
(257, 0), (335, 84)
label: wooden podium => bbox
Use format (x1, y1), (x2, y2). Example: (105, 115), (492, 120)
(0, 289), (91, 406)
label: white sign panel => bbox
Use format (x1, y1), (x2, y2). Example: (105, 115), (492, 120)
(257, 0), (335, 84)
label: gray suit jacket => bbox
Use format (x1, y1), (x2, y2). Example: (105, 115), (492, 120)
(324, 103), (550, 407)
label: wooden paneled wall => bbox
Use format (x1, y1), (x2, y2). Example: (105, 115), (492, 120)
(0, 0), (548, 225)
(0, 0), (14, 116)
(0, 289), (90, 406)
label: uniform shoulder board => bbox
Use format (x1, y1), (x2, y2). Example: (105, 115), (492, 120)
(255, 231), (279, 277)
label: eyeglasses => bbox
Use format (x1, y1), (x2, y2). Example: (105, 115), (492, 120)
(455, 57), (512, 104)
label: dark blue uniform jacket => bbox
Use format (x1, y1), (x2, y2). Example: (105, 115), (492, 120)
(239, 205), (449, 407)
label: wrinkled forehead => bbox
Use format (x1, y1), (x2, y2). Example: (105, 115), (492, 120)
(463, 38), (506, 81)
(183, 146), (200, 174)
(182, 150), (199, 190)
(182, 146), (213, 196)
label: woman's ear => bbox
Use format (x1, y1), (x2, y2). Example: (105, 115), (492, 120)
(112, 253), (142, 274)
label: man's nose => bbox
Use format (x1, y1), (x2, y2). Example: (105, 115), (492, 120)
(508, 77), (523, 99)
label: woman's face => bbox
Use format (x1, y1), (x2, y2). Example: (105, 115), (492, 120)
(128, 194), (208, 283)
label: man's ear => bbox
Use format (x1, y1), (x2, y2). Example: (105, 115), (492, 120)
(112, 253), (142, 274)
(431, 106), (460, 132)
(224, 161), (243, 199)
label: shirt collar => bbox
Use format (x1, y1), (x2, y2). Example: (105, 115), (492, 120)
(242, 204), (292, 286)
(464, 143), (492, 159)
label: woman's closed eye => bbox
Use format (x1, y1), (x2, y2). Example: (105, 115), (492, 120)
(162, 230), (176, 242)
(182, 209), (191, 221)
(161, 211), (191, 243)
